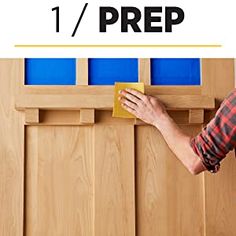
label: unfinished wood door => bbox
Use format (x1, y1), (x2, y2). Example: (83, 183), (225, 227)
(1, 59), (236, 236)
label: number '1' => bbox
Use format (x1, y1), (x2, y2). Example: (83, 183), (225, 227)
(52, 6), (59, 32)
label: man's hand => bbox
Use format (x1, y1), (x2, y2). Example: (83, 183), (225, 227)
(119, 88), (166, 127)
(119, 88), (206, 175)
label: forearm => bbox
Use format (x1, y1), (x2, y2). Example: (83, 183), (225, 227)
(154, 112), (206, 174)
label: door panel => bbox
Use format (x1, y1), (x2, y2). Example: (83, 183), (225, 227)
(94, 125), (135, 236)
(25, 126), (94, 236)
(136, 125), (205, 236)
(25, 124), (135, 236)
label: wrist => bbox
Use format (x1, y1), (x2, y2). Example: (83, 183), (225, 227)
(153, 111), (170, 130)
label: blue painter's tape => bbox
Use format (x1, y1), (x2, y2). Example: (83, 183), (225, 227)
(25, 58), (200, 86)
(88, 58), (138, 85)
(151, 59), (201, 85)
(25, 58), (76, 85)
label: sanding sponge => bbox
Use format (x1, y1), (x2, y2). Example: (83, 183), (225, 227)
(112, 82), (145, 118)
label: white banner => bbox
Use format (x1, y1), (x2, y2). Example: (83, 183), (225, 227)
(0, 0), (235, 57)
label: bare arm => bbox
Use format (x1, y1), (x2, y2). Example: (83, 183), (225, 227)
(119, 88), (206, 175)
(154, 111), (206, 174)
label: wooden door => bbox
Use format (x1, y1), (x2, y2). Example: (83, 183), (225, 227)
(0, 59), (235, 236)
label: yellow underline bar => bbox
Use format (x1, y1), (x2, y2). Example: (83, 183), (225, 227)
(15, 44), (222, 48)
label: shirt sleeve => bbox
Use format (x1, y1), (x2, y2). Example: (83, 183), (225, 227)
(191, 89), (236, 173)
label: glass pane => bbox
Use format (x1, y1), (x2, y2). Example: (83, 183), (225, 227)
(151, 59), (200, 85)
(25, 59), (76, 85)
(89, 58), (138, 85)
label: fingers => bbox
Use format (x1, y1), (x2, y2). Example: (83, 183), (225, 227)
(118, 89), (149, 119)
(121, 103), (137, 116)
(125, 88), (146, 101)
(119, 97), (137, 110)
(120, 91), (141, 105)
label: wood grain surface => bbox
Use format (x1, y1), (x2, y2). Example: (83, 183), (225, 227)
(25, 126), (94, 236)
(94, 124), (136, 236)
(1, 59), (236, 236)
(0, 59), (24, 236)
(136, 125), (205, 236)
(202, 59), (236, 236)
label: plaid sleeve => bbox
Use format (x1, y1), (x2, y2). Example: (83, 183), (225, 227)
(191, 89), (236, 173)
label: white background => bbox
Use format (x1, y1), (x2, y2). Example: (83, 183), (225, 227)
(0, 0), (235, 57)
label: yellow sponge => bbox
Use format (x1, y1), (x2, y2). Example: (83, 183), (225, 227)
(112, 82), (145, 118)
